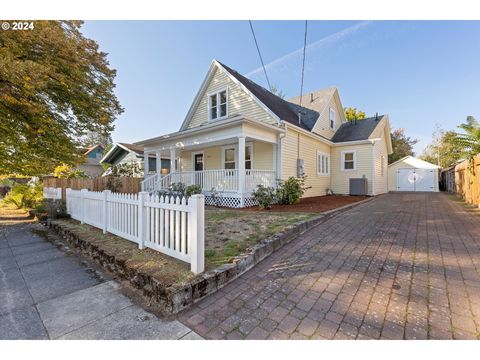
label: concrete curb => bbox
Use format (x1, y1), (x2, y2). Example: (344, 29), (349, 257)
(46, 196), (374, 315)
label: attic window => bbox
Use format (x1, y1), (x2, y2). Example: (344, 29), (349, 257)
(329, 108), (335, 129)
(209, 89), (227, 121)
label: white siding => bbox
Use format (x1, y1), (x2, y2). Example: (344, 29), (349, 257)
(331, 143), (374, 195)
(281, 126), (331, 197)
(387, 157), (440, 192)
(187, 67), (277, 129)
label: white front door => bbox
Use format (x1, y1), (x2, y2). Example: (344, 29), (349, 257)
(397, 168), (435, 192)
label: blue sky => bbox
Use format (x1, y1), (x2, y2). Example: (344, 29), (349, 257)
(81, 21), (480, 154)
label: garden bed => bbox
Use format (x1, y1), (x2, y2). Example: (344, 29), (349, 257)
(240, 194), (369, 213)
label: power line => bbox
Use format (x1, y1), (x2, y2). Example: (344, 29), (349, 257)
(299, 20), (308, 107)
(248, 20), (272, 91)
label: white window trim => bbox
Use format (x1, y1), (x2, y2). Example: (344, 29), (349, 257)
(191, 151), (204, 171)
(316, 151), (330, 176)
(381, 155), (385, 176)
(329, 107), (335, 130)
(341, 150), (357, 172)
(221, 142), (253, 170)
(221, 145), (237, 170)
(208, 87), (228, 122)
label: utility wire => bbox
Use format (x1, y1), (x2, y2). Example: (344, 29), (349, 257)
(248, 20), (272, 91)
(299, 20), (308, 107)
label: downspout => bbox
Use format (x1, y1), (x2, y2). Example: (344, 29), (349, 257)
(371, 140), (376, 196)
(278, 122), (287, 181)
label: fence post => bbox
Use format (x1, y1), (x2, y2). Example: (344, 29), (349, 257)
(102, 190), (111, 234)
(56, 187), (62, 200)
(137, 192), (149, 250)
(189, 194), (205, 274)
(65, 188), (71, 214)
(80, 189), (87, 224)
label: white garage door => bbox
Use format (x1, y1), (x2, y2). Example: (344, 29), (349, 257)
(397, 168), (436, 192)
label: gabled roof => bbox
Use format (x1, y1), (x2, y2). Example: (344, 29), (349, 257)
(218, 62), (321, 131)
(331, 116), (385, 143)
(118, 143), (144, 155)
(388, 155), (441, 169)
(100, 143), (144, 165)
(80, 144), (104, 156)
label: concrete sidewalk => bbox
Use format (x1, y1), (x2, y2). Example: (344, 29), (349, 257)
(0, 212), (201, 340)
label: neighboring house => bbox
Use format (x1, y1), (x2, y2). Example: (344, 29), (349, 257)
(76, 145), (105, 177)
(100, 142), (171, 176)
(387, 156), (440, 192)
(136, 60), (393, 208)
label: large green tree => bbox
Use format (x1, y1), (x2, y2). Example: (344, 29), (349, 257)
(0, 21), (123, 176)
(421, 126), (464, 168)
(389, 128), (418, 164)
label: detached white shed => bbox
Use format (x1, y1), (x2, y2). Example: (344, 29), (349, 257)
(388, 156), (440, 192)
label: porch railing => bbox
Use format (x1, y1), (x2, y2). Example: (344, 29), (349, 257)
(141, 169), (276, 193)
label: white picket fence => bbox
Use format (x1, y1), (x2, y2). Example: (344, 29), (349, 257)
(43, 187), (62, 200)
(61, 188), (205, 273)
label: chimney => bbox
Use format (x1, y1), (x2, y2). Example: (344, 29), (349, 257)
(375, 112), (379, 121)
(310, 93), (313, 103)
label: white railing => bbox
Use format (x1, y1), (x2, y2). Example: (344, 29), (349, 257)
(142, 169), (276, 194)
(43, 187), (62, 200)
(64, 188), (205, 273)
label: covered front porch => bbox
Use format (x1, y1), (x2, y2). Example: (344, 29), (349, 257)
(140, 116), (284, 207)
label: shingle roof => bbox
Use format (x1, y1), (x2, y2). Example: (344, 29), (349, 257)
(218, 61), (320, 131)
(331, 115), (385, 143)
(118, 142), (144, 155)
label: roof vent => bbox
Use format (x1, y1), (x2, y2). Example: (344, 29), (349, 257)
(310, 93), (314, 103)
(375, 112), (379, 121)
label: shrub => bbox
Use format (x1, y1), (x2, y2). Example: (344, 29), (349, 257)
(276, 176), (311, 205)
(252, 185), (277, 210)
(185, 184), (202, 197)
(3, 181), (43, 209)
(54, 164), (88, 179)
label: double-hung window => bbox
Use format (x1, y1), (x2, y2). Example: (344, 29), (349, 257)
(341, 151), (356, 171)
(329, 108), (335, 129)
(317, 152), (330, 176)
(209, 89), (227, 121)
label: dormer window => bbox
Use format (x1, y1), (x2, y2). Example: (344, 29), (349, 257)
(329, 107), (335, 129)
(209, 89), (227, 121)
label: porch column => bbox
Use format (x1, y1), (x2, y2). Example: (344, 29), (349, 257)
(238, 136), (245, 207)
(144, 152), (149, 176)
(156, 151), (161, 174)
(170, 148), (177, 173)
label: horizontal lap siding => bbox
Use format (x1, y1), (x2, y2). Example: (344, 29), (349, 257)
(281, 127), (331, 197)
(187, 67), (276, 129)
(312, 96), (344, 140)
(180, 141), (273, 171)
(253, 141), (274, 171)
(374, 138), (388, 194)
(331, 144), (373, 195)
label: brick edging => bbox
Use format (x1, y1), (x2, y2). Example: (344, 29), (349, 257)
(46, 196), (374, 314)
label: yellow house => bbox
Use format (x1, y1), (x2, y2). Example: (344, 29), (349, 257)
(136, 60), (393, 207)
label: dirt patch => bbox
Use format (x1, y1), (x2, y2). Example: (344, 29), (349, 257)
(205, 208), (315, 266)
(236, 195), (369, 213)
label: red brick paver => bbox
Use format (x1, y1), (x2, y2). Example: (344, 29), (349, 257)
(178, 193), (480, 339)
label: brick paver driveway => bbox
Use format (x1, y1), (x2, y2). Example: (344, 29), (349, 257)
(178, 193), (480, 339)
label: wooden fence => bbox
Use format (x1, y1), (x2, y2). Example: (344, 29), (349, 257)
(455, 154), (480, 207)
(59, 188), (205, 274)
(43, 177), (142, 200)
